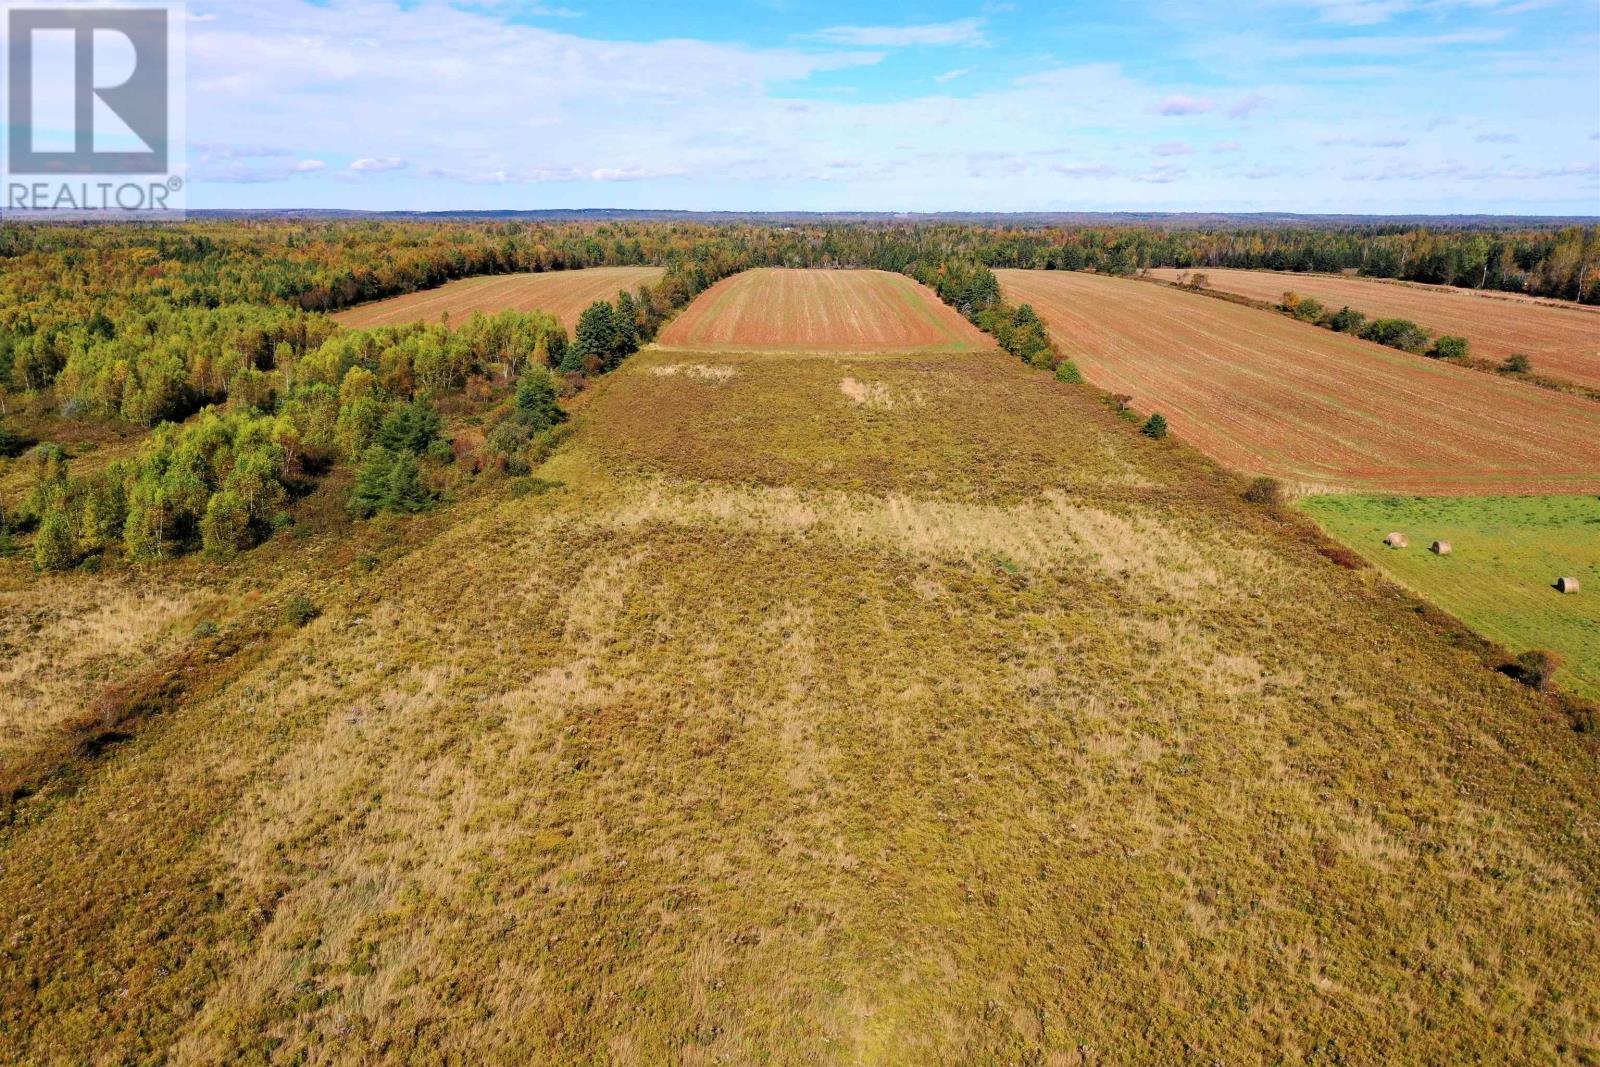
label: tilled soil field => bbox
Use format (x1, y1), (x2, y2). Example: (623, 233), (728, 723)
(658, 268), (990, 352)
(332, 266), (665, 329)
(999, 269), (1600, 494)
(1145, 267), (1600, 389)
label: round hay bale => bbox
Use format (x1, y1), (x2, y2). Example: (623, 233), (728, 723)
(1556, 576), (1580, 594)
(1383, 532), (1408, 548)
(1430, 540), (1452, 556)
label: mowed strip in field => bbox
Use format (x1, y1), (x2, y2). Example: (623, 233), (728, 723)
(1301, 494), (1600, 699)
(998, 269), (1600, 494)
(658, 268), (990, 352)
(331, 266), (665, 329)
(1146, 267), (1600, 389)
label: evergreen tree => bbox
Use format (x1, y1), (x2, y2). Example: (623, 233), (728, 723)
(375, 398), (442, 454)
(349, 447), (434, 518)
(514, 368), (566, 433)
(572, 301), (619, 370)
(1142, 413), (1170, 439)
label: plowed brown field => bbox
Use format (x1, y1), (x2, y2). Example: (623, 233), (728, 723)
(998, 269), (1600, 494)
(658, 268), (990, 352)
(332, 266), (665, 329)
(1146, 267), (1600, 389)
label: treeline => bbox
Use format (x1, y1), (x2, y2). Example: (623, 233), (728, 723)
(2, 244), (739, 569)
(906, 259), (1081, 381)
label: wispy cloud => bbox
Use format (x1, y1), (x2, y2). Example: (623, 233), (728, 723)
(1156, 94), (1214, 116)
(810, 18), (986, 48)
(935, 68), (971, 83)
(350, 156), (407, 173)
(1153, 140), (1195, 156)
(1227, 92), (1271, 119)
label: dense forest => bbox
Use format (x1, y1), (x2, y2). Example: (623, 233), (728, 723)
(1, 217), (1595, 570)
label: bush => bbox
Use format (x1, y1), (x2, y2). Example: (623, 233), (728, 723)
(1359, 318), (1431, 353)
(1243, 477), (1285, 507)
(281, 595), (320, 628)
(1288, 296), (1325, 323)
(1511, 649), (1562, 692)
(1141, 413), (1169, 439)
(1054, 361), (1084, 384)
(1502, 353), (1532, 374)
(425, 437), (456, 465)
(1323, 306), (1367, 333)
(1429, 335), (1469, 359)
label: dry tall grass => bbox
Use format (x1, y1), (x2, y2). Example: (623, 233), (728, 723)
(0, 339), (1596, 1063)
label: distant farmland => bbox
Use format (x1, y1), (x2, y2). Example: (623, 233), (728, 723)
(658, 268), (990, 352)
(1146, 267), (1600, 389)
(998, 269), (1600, 494)
(332, 266), (665, 329)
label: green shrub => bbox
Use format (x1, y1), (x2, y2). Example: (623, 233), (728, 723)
(1502, 353), (1532, 374)
(1141, 413), (1169, 439)
(1054, 361), (1084, 384)
(281, 595), (320, 628)
(375, 398), (442, 455)
(1359, 318), (1431, 353)
(1323, 306), (1366, 333)
(1429, 335), (1469, 359)
(514, 367), (567, 433)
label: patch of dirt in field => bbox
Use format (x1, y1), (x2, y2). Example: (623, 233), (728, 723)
(839, 377), (903, 409)
(652, 363), (738, 383)
(998, 269), (1600, 495)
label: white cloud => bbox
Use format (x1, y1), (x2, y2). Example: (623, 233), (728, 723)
(810, 18), (986, 48)
(350, 157), (407, 172)
(173, 0), (1599, 213)
(935, 68), (972, 83)
(1153, 141), (1195, 156)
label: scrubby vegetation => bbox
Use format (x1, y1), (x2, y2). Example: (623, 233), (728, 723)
(1280, 291), (1463, 358)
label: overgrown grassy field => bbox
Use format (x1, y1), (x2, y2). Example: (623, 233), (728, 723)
(1301, 493), (1600, 699)
(2, 311), (1598, 1061)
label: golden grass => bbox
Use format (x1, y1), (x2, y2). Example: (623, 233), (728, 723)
(0, 573), (201, 769)
(1, 336), (1597, 1063)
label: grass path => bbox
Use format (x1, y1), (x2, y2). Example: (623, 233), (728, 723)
(1, 342), (1597, 1063)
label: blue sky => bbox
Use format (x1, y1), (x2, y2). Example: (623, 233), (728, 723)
(173, 0), (1598, 213)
